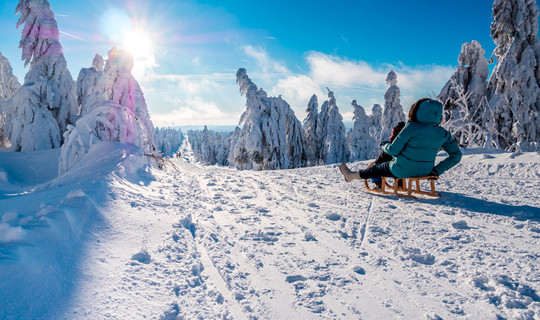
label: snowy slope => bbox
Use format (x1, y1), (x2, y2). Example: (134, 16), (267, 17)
(0, 144), (539, 319)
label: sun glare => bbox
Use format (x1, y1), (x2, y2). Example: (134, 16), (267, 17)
(122, 29), (156, 79)
(100, 8), (158, 79)
(123, 30), (153, 61)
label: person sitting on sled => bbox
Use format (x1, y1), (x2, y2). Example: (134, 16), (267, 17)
(371, 121), (406, 188)
(340, 98), (462, 184)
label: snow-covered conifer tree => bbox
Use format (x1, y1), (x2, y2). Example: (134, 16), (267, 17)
(282, 96), (306, 168)
(486, 0), (540, 151)
(213, 133), (231, 166)
(0, 52), (21, 147)
(102, 48), (156, 154)
(347, 100), (374, 161)
(439, 41), (489, 125)
(4, 0), (78, 151)
(77, 54), (105, 116)
(380, 71), (405, 141)
(154, 127), (183, 157)
(58, 101), (147, 175)
(59, 48), (160, 172)
(230, 68), (304, 170)
(316, 88), (350, 164)
(188, 126), (231, 166)
(0, 52), (21, 101)
(303, 94), (320, 166)
(227, 126), (241, 165)
(368, 104), (383, 146)
(439, 41), (491, 148)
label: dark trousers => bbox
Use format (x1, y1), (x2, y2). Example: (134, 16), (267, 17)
(374, 151), (392, 164)
(359, 161), (395, 179)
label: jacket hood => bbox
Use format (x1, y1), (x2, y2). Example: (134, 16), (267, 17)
(416, 100), (442, 125)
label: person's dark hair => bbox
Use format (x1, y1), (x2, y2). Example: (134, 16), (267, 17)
(408, 98), (432, 122)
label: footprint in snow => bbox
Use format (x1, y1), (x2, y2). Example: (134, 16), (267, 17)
(304, 232), (317, 241)
(452, 220), (471, 230)
(131, 250), (151, 264)
(286, 275), (307, 283)
(325, 212), (341, 221)
(160, 303), (180, 320)
(353, 266), (366, 275)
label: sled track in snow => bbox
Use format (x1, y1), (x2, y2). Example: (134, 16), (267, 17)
(358, 196), (376, 249)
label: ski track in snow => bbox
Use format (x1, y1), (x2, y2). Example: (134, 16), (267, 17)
(1, 147), (539, 319)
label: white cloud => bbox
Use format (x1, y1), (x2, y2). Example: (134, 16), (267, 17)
(306, 52), (387, 88)
(151, 96), (241, 127)
(271, 75), (324, 113)
(243, 45), (289, 75)
(303, 52), (454, 110)
(140, 72), (245, 126)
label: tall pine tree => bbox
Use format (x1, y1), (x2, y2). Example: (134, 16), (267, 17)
(439, 40), (491, 148)
(347, 100), (374, 161)
(487, 0), (540, 151)
(317, 88), (350, 164)
(4, 0), (78, 151)
(380, 71), (405, 142)
(303, 94), (320, 166)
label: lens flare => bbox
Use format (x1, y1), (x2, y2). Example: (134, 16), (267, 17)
(99, 8), (132, 42)
(99, 8), (156, 79)
(123, 30), (152, 60)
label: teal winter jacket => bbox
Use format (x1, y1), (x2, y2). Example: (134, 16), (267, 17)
(381, 100), (462, 178)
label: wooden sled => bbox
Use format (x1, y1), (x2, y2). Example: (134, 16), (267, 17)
(363, 162), (440, 199)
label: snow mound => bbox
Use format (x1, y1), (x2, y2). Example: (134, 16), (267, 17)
(0, 141), (150, 319)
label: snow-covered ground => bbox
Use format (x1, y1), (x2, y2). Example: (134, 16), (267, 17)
(0, 143), (539, 319)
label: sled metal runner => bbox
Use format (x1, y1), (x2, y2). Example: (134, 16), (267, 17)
(363, 163), (440, 198)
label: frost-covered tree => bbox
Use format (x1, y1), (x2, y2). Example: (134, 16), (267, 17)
(4, 0), (78, 151)
(316, 88), (350, 164)
(439, 41), (489, 124)
(380, 71), (405, 141)
(59, 48), (160, 172)
(188, 126), (230, 166)
(347, 100), (375, 161)
(77, 54), (105, 116)
(368, 104), (383, 146)
(155, 127), (183, 157)
(441, 77), (495, 149)
(439, 41), (492, 148)
(227, 126), (241, 165)
(0, 52), (21, 101)
(284, 98), (306, 167)
(58, 101), (147, 175)
(303, 94), (320, 166)
(102, 48), (156, 154)
(486, 0), (540, 151)
(230, 68), (305, 170)
(0, 52), (21, 147)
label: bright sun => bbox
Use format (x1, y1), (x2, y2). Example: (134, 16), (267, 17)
(122, 30), (153, 61)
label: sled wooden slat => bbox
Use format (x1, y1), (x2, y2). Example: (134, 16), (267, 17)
(363, 162), (440, 198)
(364, 176), (440, 198)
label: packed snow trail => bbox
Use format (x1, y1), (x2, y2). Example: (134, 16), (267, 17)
(0, 145), (539, 319)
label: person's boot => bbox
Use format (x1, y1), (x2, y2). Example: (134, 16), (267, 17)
(340, 163), (360, 182)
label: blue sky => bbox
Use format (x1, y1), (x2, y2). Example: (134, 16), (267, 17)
(0, 0), (503, 126)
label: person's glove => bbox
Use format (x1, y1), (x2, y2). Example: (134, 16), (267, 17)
(379, 141), (390, 147)
(428, 168), (439, 180)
